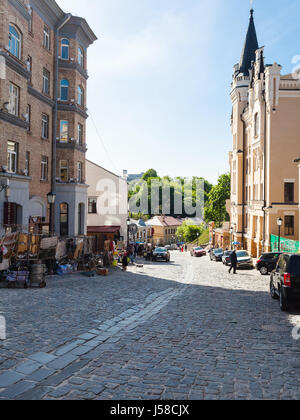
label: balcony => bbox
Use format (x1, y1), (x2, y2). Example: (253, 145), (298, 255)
(56, 139), (87, 153)
(57, 102), (88, 119)
(58, 59), (89, 80)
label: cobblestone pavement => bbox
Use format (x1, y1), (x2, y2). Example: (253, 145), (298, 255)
(1, 252), (300, 400)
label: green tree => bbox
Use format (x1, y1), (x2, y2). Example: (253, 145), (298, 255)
(204, 173), (231, 227)
(177, 221), (205, 243)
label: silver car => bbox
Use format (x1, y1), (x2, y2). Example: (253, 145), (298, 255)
(236, 250), (254, 269)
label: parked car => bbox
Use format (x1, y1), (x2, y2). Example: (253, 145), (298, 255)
(236, 250), (254, 269)
(270, 254), (300, 311)
(152, 247), (170, 262)
(210, 248), (224, 262)
(222, 250), (233, 266)
(190, 247), (206, 257)
(256, 252), (283, 275)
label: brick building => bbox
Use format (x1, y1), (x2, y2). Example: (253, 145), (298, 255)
(0, 0), (96, 236)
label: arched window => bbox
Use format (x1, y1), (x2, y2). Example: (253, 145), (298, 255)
(78, 46), (84, 67)
(60, 79), (69, 101)
(60, 203), (69, 236)
(254, 113), (260, 137)
(61, 38), (69, 60)
(9, 24), (21, 59)
(77, 86), (83, 106)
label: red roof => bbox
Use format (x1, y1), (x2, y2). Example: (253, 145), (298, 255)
(87, 226), (120, 234)
(156, 216), (182, 227)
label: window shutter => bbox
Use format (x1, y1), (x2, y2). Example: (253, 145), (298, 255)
(3, 202), (17, 225)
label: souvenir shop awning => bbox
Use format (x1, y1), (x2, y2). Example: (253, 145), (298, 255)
(87, 226), (120, 234)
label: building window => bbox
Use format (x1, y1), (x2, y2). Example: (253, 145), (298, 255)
(43, 68), (50, 95)
(285, 216), (294, 236)
(43, 25), (50, 50)
(28, 8), (33, 33)
(77, 162), (82, 183)
(78, 46), (84, 67)
(61, 39), (69, 60)
(60, 79), (69, 101)
(78, 123), (83, 145)
(88, 198), (97, 214)
(60, 160), (68, 182)
(41, 156), (48, 181)
(284, 183), (294, 203)
(26, 104), (31, 130)
(8, 83), (19, 116)
(77, 86), (83, 106)
(7, 141), (18, 173)
(25, 151), (30, 176)
(60, 203), (69, 236)
(254, 113), (260, 137)
(60, 120), (68, 142)
(26, 55), (32, 73)
(42, 114), (49, 139)
(8, 24), (21, 59)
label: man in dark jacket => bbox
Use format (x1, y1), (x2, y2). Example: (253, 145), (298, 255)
(229, 250), (238, 274)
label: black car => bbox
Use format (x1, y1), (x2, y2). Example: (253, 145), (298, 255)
(210, 248), (224, 262)
(256, 252), (283, 275)
(152, 248), (170, 262)
(270, 254), (300, 311)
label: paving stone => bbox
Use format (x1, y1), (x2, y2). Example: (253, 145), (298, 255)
(28, 352), (57, 365)
(0, 380), (36, 399)
(0, 371), (25, 387)
(15, 360), (42, 375)
(47, 354), (78, 370)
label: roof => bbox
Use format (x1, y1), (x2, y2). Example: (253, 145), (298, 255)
(239, 9), (259, 76)
(86, 160), (123, 181)
(87, 226), (120, 234)
(150, 216), (182, 227)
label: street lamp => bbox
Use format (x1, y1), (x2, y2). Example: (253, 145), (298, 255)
(196, 232), (200, 246)
(230, 227), (234, 250)
(127, 217), (131, 248)
(277, 217), (283, 252)
(47, 192), (56, 235)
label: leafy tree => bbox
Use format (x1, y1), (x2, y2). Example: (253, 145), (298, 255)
(142, 169), (158, 181)
(177, 221), (205, 243)
(204, 173), (231, 227)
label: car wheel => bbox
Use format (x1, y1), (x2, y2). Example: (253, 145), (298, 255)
(260, 266), (268, 276)
(280, 289), (289, 312)
(270, 279), (279, 300)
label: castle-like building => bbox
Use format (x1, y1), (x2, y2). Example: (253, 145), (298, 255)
(230, 9), (299, 256)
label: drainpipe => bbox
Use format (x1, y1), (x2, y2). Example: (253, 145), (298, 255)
(262, 89), (267, 252)
(50, 13), (72, 235)
(241, 117), (246, 248)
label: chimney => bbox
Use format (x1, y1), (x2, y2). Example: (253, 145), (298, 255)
(123, 170), (128, 180)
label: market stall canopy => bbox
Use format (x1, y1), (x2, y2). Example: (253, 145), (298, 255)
(87, 226), (120, 234)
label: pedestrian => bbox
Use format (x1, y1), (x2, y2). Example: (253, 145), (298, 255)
(229, 250), (238, 274)
(122, 252), (129, 272)
(185, 244), (188, 252)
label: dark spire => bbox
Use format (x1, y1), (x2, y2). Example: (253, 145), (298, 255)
(239, 9), (259, 76)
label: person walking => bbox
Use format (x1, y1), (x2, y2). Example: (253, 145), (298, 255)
(229, 250), (238, 274)
(122, 252), (129, 272)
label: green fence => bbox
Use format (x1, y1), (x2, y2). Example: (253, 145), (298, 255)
(270, 234), (299, 253)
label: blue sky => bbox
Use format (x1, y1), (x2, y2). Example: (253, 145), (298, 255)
(57, 0), (300, 184)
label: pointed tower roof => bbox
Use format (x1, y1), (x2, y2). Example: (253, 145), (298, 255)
(239, 9), (259, 76)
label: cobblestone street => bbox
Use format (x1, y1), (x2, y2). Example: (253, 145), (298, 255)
(1, 252), (300, 400)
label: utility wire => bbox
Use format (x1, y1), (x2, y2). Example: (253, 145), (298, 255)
(88, 111), (121, 176)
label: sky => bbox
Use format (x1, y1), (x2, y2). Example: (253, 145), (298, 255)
(57, 0), (300, 184)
